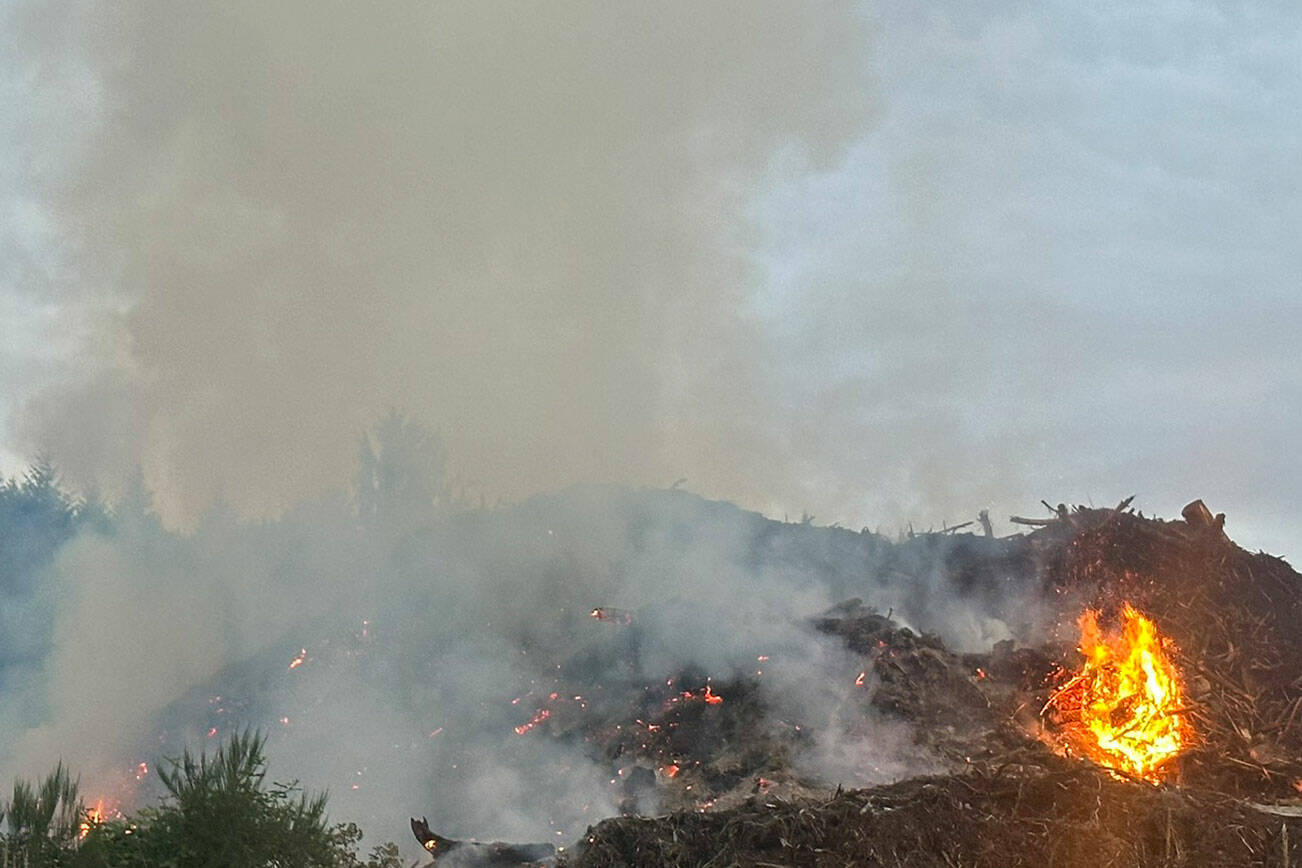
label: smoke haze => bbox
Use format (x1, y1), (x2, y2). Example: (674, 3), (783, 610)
(1, 2), (1299, 857)
(2, 0), (872, 526)
(1, 482), (995, 852)
(3, 4), (1297, 559)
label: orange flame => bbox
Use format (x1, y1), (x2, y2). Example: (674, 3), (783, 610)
(1047, 604), (1188, 781)
(78, 799), (121, 839)
(78, 802), (104, 839)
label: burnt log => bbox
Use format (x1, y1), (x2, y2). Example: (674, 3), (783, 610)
(410, 817), (556, 866)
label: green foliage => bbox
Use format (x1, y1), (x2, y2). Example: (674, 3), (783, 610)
(0, 457), (80, 594)
(0, 762), (84, 865)
(3, 732), (406, 868)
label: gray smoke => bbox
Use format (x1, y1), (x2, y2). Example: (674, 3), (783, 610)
(3, 2), (1297, 857)
(2, 482), (1005, 855)
(3, 0), (873, 526)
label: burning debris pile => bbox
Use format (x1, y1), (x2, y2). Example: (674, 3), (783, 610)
(810, 499), (1302, 797)
(1042, 604), (1187, 781)
(411, 498), (1300, 866)
(1038, 500), (1302, 798)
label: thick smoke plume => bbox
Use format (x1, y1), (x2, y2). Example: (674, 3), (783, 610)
(4, 1), (873, 525)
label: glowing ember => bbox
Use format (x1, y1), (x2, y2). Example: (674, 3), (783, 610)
(662, 763), (681, 778)
(288, 648), (308, 670)
(1045, 604), (1189, 781)
(589, 607), (632, 625)
(514, 707), (551, 735)
(672, 685), (723, 706)
(854, 670), (866, 687)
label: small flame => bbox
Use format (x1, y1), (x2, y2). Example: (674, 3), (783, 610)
(662, 763), (681, 778)
(79, 799), (123, 839)
(1046, 604), (1189, 781)
(288, 648), (308, 670)
(79, 801), (105, 839)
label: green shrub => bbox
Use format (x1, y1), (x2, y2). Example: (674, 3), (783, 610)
(4, 732), (404, 868)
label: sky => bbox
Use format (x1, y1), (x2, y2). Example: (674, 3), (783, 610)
(1, 1), (1299, 558)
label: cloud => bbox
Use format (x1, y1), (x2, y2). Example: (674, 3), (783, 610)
(743, 3), (1302, 552)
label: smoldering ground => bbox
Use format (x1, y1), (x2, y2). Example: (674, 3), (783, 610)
(2, 472), (1043, 854)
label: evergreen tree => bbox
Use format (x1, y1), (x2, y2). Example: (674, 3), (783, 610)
(354, 411), (448, 532)
(71, 732), (403, 868)
(0, 456), (79, 594)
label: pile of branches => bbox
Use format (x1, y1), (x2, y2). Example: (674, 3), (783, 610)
(417, 499), (1302, 866)
(563, 760), (1299, 868)
(1026, 499), (1302, 797)
(815, 500), (1302, 797)
(587, 673), (798, 816)
(563, 500), (1302, 866)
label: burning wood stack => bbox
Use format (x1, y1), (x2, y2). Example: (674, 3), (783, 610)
(413, 499), (1300, 866)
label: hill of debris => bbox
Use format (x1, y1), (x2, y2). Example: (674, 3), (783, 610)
(548, 499), (1302, 867)
(567, 762), (1296, 868)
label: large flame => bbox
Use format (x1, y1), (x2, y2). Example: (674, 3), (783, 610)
(1047, 604), (1188, 781)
